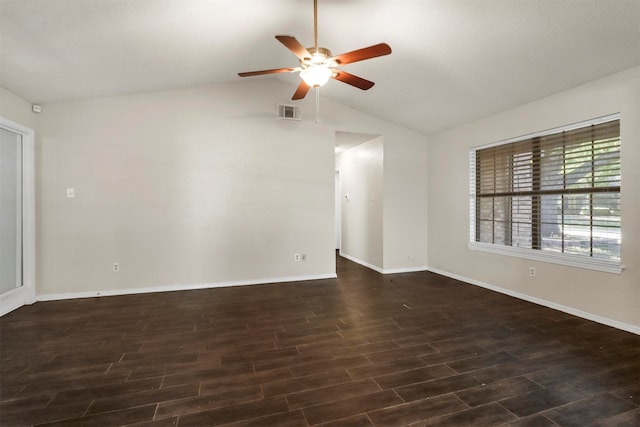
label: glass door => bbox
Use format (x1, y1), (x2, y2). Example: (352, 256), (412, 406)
(0, 127), (23, 296)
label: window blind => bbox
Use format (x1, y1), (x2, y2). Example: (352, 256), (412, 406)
(472, 117), (620, 262)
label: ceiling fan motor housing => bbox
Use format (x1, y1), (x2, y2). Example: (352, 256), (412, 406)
(301, 47), (334, 66)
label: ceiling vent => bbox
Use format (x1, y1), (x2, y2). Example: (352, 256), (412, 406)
(277, 104), (301, 121)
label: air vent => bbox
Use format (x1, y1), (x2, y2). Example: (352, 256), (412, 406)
(277, 104), (301, 121)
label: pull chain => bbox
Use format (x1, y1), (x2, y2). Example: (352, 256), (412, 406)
(315, 87), (320, 123)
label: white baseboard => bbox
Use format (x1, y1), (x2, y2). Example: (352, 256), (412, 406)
(36, 273), (337, 302)
(383, 266), (429, 274)
(339, 252), (384, 273)
(339, 252), (428, 275)
(427, 266), (640, 335)
(1, 289), (26, 317)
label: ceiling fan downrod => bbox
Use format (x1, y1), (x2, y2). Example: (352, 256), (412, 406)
(313, 0), (318, 53)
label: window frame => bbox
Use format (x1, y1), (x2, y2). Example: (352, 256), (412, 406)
(468, 113), (623, 274)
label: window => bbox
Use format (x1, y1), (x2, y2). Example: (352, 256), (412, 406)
(469, 114), (621, 273)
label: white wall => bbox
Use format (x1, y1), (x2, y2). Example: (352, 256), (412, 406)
(0, 87), (39, 130)
(427, 67), (640, 331)
(336, 136), (384, 269)
(35, 80), (338, 296)
(382, 131), (429, 271)
(28, 78), (428, 297)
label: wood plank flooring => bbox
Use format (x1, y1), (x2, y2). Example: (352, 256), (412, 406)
(1, 255), (638, 426)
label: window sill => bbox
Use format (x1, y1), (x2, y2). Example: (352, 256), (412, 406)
(468, 242), (623, 274)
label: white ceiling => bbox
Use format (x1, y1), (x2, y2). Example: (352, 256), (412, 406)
(1, 0), (639, 135)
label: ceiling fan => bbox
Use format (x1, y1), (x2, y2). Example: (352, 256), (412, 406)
(237, 0), (392, 101)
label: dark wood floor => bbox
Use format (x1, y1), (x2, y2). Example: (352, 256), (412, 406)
(1, 255), (638, 426)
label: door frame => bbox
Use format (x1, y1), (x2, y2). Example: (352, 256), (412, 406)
(335, 169), (341, 251)
(1, 116), (35, 316)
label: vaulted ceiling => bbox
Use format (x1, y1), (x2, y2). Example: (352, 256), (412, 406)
(2, 0), (639, 135)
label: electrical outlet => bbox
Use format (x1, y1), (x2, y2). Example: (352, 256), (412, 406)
(529, 266), (536, 277)
(294, 253), (301, 262)
(113, 262), (120, 272)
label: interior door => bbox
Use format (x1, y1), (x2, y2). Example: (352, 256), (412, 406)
(0, 127), (23, 295)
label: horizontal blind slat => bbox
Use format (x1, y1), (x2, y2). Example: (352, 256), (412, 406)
(472, 117), (620, 262)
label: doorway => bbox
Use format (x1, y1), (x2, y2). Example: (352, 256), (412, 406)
(334, 131), (382, 267)
(0, 118), (35, 316)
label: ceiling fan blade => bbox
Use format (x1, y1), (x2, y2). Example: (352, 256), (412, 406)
(276, 35), (312, 60)
(330, 43), (392, 65)
(292, 81), (311, 100)
(332, 71), (375, 90)
(238, 67), (299, 77)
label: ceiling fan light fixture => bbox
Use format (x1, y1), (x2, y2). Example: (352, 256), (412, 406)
(300, 65), (332, 87)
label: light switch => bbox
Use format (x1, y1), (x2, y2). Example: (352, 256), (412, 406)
(66, 188), (75, 198)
